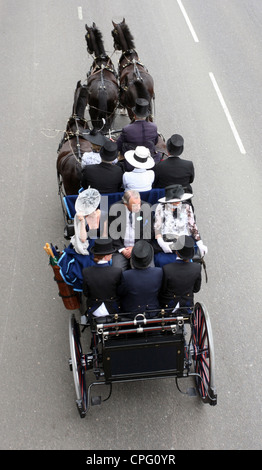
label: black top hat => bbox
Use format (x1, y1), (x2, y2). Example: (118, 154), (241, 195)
(82, 129), (106, 146)
(100, 140), (118, 161)
(170, 235), (195, 260)
(166, 134), (184, 156)
(132, 98), (150, 118)
(131, 240), (154, 269)
(90, 238), (116, 255)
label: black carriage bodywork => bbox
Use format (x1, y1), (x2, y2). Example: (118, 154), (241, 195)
(69, 302), (217, 418)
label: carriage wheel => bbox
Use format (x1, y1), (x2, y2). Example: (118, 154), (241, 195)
(191, 302), (217, 405)
(69, 314), (88, 417)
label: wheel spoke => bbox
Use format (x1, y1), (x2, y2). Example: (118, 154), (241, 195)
(69, 314), (88, 417)
(191, 302), (216, 404)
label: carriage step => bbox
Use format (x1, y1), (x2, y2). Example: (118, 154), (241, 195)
(91, 396), (102, 406)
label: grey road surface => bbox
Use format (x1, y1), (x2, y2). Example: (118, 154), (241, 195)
(0, 0), (261, 450)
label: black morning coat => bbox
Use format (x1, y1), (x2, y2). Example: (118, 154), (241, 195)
(159, 260), (202, 308)
(82, 264), (122, 314)
(80, 162), (123, 193)
(153, 156), (195, 193)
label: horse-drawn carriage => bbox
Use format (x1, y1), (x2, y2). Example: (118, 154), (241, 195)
(69, 301), (217, 418)
(47, 19), (217, 418)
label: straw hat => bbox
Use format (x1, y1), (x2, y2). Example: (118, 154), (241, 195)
(124, 146), (155, 169)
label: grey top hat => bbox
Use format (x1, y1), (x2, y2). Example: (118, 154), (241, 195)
(100, 140), (118, 161)
(158, 184), (193, 203)
(170, 235), (195, 260)
(90, 238), (116, 255)
(75, 187), (101, 215)
(166, 134), (184, 156)
(132, 98), (150, 118)
(131, 240), (154, 269)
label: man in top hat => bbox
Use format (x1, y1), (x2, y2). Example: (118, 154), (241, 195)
(117, 240), (163, 317)
(80, 139), (123, 193)
(153, 184), (208, 264)
(159, 235), (202, 310)
(116, 98), (161, 164)
(81, 129), (106, 167)
(153, 134), (195, 193)
(82, 238), (122, 318)
(122, 146), (155, 191)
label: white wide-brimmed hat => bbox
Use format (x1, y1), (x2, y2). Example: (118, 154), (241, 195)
(124, 146), (155, 169)
(75, 187), (101, 215)
(158, 184), (193, 203)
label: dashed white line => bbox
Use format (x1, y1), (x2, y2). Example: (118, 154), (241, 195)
(177, 0), (199, 43)
(78, 6), (83, 20)
(209, 72), (246, 155)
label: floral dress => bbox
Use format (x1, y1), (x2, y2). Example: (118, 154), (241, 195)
(154, 202), (200, 267)
(154, 202), (200, 241)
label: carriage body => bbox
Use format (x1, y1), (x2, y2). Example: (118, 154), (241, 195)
(69, 302), (217, 418)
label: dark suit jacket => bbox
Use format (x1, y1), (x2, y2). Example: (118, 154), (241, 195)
(159, 260), (201, 308)
(153, 156), (195, 192)
(80, 162), (123, 193)
(82, 264), (122, 314)
(117, 120), (158, 157)
(108, 200), (154, 251)
(117, 267), (163, 316)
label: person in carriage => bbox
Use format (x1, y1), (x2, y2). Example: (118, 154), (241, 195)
(117, 240), (163, 318)
(80, 129), (106, 167)
(116, 98), (162, 167)
(153, 184), (208, 267)
(159, 235), (202, 311)
(153, 134), (195, 194)
(80, 140), (123, 193)
(82, 238), (122, 319)
(122, 146), (155, 191)
(108, 189), (155, 271)
(58, 187), (107, 291)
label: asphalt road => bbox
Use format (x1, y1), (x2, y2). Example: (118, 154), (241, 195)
(0, 0), (261, 450)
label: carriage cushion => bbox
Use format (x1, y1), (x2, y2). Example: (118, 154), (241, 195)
(64, 188), (165, 219)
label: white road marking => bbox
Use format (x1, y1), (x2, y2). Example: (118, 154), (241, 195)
(177, 0), (199, 43)
(209, 72), (246, 154)
(78, 6), (83, 20)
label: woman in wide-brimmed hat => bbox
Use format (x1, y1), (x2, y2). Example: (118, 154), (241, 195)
(153, 184), (208, 267)
(81, 129), (106, 167)
(58, 187), (107, 291)
(122, 146), (155, 191)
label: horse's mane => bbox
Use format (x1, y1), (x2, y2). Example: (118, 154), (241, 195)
(92, 27), (106, 56)
(120, 22), (136, 49)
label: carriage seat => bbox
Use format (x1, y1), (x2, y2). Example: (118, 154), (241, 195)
(63, 188), (165, 220)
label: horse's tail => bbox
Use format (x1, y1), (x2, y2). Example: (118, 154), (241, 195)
(133, 79), (151, 102)
(73, 81), (88, 118)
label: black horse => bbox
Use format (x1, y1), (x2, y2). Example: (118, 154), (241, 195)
(111, 18), (155, 120)
(56, 81), (92, 195)
(85, 23), (119, 131)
